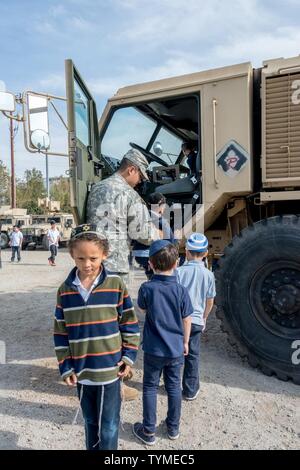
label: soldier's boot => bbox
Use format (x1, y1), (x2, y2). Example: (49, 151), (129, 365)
(122, 383), (139, 401)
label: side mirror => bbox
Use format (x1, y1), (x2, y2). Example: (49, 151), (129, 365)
(31, 129), (50, 151)
(27, 93), (50, 151)
(153, 141), (163, 157)
(0, 91), (15, 112)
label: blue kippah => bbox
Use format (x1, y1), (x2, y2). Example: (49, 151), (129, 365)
(186, 233), (208, 252)
(149, 239), (172, 257)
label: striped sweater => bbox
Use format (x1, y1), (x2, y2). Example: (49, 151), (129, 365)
(53, 266), (140, 383)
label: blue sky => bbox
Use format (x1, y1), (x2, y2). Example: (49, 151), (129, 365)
(1, 0), (300, 178)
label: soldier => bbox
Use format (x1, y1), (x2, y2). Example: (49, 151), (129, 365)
(86, 148), (158, 400)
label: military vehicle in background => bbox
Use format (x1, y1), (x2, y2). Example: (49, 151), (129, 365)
(0, 207), (31, 248)
(1, 55), (300, 383)
(22, 199), (74, 249)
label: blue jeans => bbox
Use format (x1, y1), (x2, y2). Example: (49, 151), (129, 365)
(135, 256), (153, 279)
(143, 353), (184, 434)
(49, 245), (57, 262)
(11, 246), (21, 261)
(77, 380), (121, 450)
(182, 324), (203, 398)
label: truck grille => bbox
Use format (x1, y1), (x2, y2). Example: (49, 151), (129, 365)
(263, 71), (300, 186)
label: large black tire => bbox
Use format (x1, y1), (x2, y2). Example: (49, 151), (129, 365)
(0, 232), (9, 249)
(215, 215), (300, 384)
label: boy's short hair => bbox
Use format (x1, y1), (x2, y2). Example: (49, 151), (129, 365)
(149, 243), (178, 271)
(148, 192), (166, 206)
(186, 250), (207, 258)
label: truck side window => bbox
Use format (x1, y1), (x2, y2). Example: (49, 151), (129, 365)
(74, 79), (90, 147)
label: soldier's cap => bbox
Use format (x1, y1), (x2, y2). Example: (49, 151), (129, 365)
(122, 149), (149, 181)
(186, 233), (208, 252)
(149, 239), (173, 257)
(70, 223), (106, 240)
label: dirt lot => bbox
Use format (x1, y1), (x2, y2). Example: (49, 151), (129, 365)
(0, 249), (299, 450)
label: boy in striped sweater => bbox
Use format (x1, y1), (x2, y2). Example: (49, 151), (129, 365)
(53, 224), (140, 450)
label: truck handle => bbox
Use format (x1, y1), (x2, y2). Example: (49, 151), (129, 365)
(212, 98), (219, 188)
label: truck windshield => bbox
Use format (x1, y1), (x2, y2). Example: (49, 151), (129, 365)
(32, 218), (47, 224)
(101, 107), (156, 163)
(0, 218), (13, 224)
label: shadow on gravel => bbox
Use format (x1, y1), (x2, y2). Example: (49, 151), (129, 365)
(0, 395), (77, 425)
(0, 430), (26, 450)
(0, 290), (299, 399)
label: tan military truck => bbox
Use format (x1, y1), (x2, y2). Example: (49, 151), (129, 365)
(60, 55), (300, 384)
(3, 56), (300, 383)
(22, 212), (75, 249)
(21, 198), (74, 249)
(0, 207), (31, 248)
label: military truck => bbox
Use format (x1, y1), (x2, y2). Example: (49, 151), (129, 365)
(20, 198), (74, 249)
(61, 56), (300, 384)
(0, 207), (31, 248)
(2, 55), (300, 383)
(22, 213), (75, 249)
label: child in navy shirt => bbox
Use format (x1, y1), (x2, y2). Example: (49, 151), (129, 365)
(133, 240), (193, 445)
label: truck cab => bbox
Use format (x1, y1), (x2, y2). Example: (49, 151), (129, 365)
(62, 57), (300, 384)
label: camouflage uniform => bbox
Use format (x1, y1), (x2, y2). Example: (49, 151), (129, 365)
(87, 172), (157, 274)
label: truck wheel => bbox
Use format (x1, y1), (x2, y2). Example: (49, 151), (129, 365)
(42, 235), (49, 250)
(0, 232), (9, 249)
(215, 215), (300, 384)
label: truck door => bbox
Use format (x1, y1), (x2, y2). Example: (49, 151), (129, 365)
(65, 60), (102, 224)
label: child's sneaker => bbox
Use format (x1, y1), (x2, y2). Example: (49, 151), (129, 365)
(133, 422), (156, 445)
(165, 420), (180, 440)
(183, 389), (200, 401)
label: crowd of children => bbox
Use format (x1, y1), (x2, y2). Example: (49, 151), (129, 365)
(53, 224), (216, 450)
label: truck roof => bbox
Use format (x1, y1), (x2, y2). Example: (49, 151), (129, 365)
(110, 62), (252, 102)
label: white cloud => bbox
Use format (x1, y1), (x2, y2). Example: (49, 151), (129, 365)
(212, 26), (300, 67)
(38, 74), (65, 93)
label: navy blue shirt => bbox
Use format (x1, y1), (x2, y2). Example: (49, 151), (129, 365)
(137, 274), (193, 358)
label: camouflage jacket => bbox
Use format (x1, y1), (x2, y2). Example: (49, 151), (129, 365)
(86, 172), (158, 273)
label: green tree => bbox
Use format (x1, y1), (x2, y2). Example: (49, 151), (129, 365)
(16, 168), (46, 213)
(50, 176), (71, 212)
(0, 160), (10, 205)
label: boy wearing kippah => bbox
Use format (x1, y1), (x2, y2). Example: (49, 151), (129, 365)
(176, 233), (216, 400)
(53, 224), (140, 450)
(133, 240), (193, 445)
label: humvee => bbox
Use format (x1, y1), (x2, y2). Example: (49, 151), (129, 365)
(0, 207), (31, 248)
(2, 55), (300, 383)
(22, 213), (74, 249)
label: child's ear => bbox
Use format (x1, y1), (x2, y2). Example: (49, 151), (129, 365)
(148, 260), (154, 270)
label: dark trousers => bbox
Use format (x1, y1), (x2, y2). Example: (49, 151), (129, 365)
(182, 324), (203, 398)
(135, 256), (153, 280)
(48, 245), (58, 262)
(77, 380), (121, 450)
(143, 353), (184, 434)
(11, 246), (21, 261)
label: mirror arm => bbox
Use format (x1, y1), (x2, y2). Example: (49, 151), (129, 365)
(1, 110), (24, 122)
(49, 101), (68, 130)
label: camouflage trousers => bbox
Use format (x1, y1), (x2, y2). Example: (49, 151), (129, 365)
(110, 272), (130, 286)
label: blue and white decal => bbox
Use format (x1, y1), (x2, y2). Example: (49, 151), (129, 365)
(217, 140), (249, 178)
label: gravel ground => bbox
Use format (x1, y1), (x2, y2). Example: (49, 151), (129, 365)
(0, 249), (299, 450)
